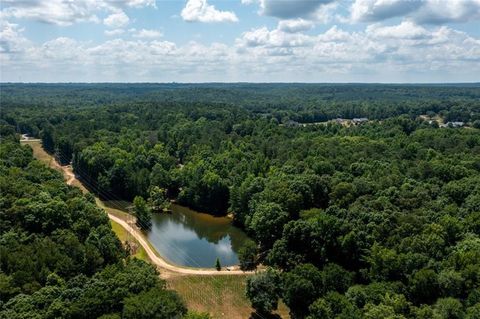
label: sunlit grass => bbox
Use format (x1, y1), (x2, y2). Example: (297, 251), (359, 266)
(22, 141), (53, 166)
(110, 219), (149, 262)
(168, 274), (289, 319)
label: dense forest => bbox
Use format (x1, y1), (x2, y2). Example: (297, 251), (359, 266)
(1, 83), (480, 318)
(0, 130), (197, 318)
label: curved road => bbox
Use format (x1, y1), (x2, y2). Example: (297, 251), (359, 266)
(21, 136), (252, 276)
(108, 214), (249, 275)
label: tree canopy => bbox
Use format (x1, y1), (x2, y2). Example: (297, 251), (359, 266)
(1, 83), (480, 318)
(0, 133), (186, 319)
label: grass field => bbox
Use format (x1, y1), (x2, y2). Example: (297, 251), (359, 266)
(169, 274), (289, 319)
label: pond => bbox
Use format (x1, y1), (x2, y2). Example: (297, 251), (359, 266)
(146, 204), (249, 268)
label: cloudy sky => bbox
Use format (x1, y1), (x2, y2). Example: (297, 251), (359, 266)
(1, 0), (480, 82)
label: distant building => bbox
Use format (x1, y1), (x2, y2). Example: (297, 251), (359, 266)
(352, 118), (368, 124)
(450, 121), (464, 127)
(440, 121), (464, 128)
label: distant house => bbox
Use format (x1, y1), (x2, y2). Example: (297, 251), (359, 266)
(440, 121), (464, 128)
(352, 118), (368, 124)
(450, 121), (465, 127)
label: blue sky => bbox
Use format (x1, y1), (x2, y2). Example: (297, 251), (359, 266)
(1, 0), (480, 82)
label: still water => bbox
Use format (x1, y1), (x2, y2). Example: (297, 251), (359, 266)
(146, 204), (249, 268)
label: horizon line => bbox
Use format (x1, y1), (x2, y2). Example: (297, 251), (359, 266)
(1, 81), (480, 85)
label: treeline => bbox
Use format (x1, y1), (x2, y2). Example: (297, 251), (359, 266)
(2, 83), (480, 123)
(0, 130), (193, 319)
(1, 84), (480, 318)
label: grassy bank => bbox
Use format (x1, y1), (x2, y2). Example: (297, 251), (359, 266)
(110, 219), (149, 262)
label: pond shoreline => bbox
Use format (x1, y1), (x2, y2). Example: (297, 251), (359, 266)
(147, 203), (249, 268)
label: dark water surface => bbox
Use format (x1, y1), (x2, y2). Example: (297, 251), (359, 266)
(146, 204), (249, 268)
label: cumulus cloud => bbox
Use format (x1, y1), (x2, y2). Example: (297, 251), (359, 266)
(350, 0), (423, 22)
(243, 0), (337, 24)
(278, 19), (315, 33)
(1, 0), (102, 26)
(133, 29), (163, 39)
(313, 1), (340, 24)
(349, 0), (480, 24)
(104, 11), (130, 28)
(237, 26), (313, 49)
(366, 21), (430, 39)
(259, 0), (335, 19)
(105, 29), (125, 36)
(0, 0), (153, 26)
(2, 13), (480, 82)
(234, 22), (480, 80)
(40, 37), (83, 60)
(0, 20), (30, 53)
(181, 0), (238, 23)
(413, 0), (480, 24)
(111, 0), (157, 8)
(317, 25), (352, 42)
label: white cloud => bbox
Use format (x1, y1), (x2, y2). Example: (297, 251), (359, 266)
(104, 11), (129, 28)
(317, 25), (352, 42)
(278, 19), (314, 33)
(40, 37), (84, 60)
(148, 40), (177, 55)
(313, 1), (339, 24)
(0, 20), (30, 53)
(413, 0), (480, 24)
(349, 0), (480, 24)
(133, 29), (163, 38)
(0, 0), (154, 26)
(2, 17), (480, 82)
(234, 22), (480, 80)
(105, 29), (125, 36)
(1, 0), (102, 26)
(114, 0), (157, 8)
(181, 0), (238, 23)
(350, 0), (423, 22)
(237, 27), (313, 49)
(241, 0), (257, 4)
(367, 21), (430, 39)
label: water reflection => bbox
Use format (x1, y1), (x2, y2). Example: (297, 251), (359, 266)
(146, 204), (249, 268)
